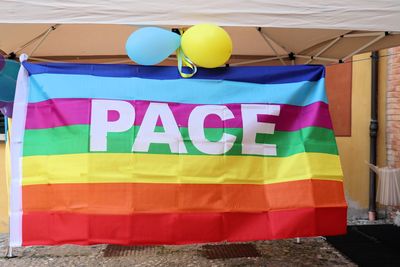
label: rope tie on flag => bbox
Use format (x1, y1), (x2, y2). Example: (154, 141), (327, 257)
(177, 29), (197, 78)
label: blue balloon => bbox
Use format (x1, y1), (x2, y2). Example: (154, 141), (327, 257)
(126, 27), (181, 65)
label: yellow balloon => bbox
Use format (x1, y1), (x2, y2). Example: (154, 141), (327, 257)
(181, 24), (232, 68)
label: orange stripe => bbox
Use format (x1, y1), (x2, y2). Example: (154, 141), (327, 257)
(22, 179), (346, 214)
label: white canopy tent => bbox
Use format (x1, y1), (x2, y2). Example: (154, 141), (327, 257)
(1, 0), (399, 30)
(0, 0), (399, 255)
(0, 0), (400, 65)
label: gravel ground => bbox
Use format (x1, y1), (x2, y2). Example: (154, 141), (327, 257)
(3, 217), (393, 266)
(348, 218), (390, 225)
(0, 234), (356, 267)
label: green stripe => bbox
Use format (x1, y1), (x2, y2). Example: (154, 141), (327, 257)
(23, 125), (338, 157)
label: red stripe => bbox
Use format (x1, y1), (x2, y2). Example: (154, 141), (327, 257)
(22, 207), (347, 246)
(25, 99), (333, 131)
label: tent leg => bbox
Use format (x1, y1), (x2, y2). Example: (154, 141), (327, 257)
(295, 237), (301, 244)
(5, 195), (15, 259)
(5, 246), (16, 258)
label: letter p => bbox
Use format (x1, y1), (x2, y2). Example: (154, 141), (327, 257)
(90, 99), (135, 152)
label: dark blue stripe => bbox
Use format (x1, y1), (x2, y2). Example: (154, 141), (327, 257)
(22, 62), (325, 84)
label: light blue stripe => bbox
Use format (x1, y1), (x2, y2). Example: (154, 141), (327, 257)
(28, 73), (327, 106)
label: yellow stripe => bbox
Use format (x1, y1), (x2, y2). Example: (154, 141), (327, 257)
(22, 153), (343, 185)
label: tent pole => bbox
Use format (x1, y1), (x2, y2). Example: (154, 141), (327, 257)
(368, 51), (379, 221)
(29, 25), (60, 57)
(305, 36), (342, 64)
(257, 28), (287, 65)
(29, 56), (67, 63)
(342, 33), (386, 61)
(12, 24), (60, 55)
(13, 34), (48, 54)
(5, 246), (15, 258)
(296, 55), (339, 63)
(288, 52), (296, 65)
(343, 32), (385, 38)
(230, 56), (286, 66)
(256, 28), (289, 54)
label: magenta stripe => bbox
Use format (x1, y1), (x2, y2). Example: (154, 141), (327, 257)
(25, 99), (333, 131)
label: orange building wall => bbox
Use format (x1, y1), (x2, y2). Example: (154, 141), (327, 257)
(336, 52), (387, 215)
(0, 142), (8, 232)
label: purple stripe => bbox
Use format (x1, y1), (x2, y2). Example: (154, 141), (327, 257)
(0, 101), (13, 117)
(25, 99), (333, 131)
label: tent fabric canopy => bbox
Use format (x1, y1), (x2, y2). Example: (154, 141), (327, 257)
(1, 0), (400, 31)
(0, 1), (400, 65)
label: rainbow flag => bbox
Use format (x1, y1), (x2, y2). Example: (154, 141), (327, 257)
(9, 62), (347, 246)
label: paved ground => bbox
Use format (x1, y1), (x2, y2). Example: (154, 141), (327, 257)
(3, 218), (390, 266)
(0, 234), (356, 267)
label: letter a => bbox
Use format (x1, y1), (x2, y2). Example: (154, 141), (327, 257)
(132, 103), (187, 153)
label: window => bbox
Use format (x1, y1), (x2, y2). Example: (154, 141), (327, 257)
(325, 62), (352, 137)
(0, 114), (5, 141)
